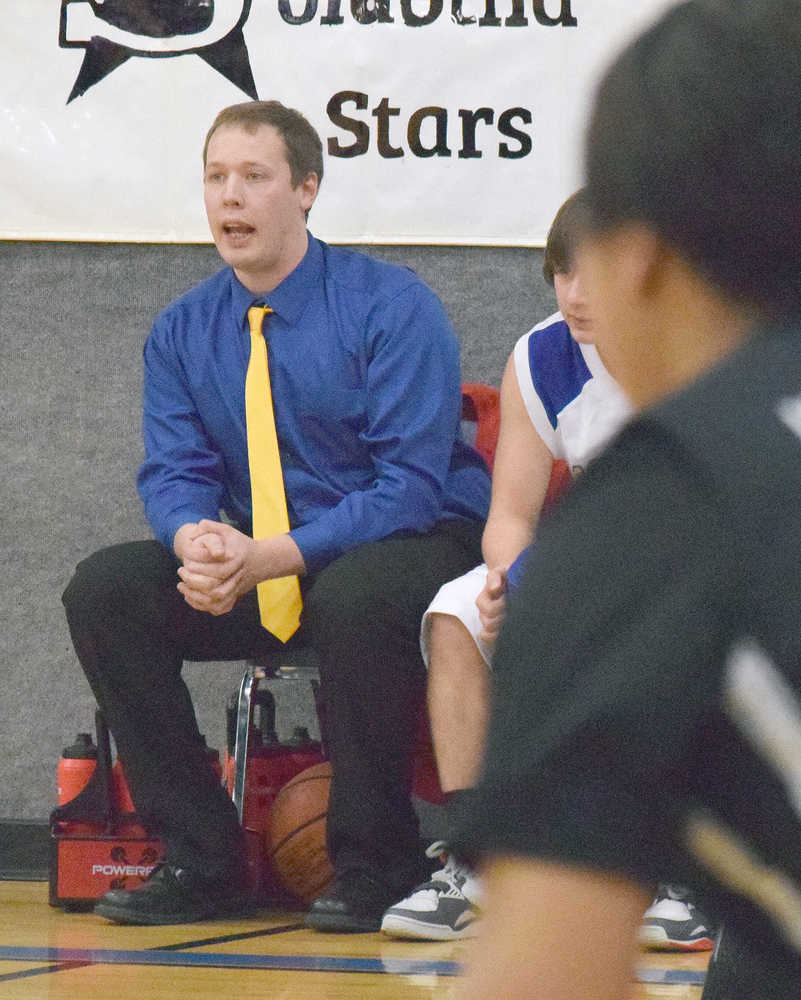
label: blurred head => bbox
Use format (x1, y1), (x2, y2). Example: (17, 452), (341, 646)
(584, 0), (801, 321)
(544, 189), (595, 342)
(579, 0), (801, 402)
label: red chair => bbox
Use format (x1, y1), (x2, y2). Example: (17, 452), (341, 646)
(461, 382), (501, 472)
(461, 380), (572, 508)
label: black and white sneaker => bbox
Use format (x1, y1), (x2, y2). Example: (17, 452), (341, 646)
(380, 841), (481, 941)
(639, 884), (716, 951)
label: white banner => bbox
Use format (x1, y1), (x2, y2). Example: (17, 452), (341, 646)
(1, 1), (675, 244)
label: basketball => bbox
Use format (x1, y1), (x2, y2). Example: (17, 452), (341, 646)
(266, 761), (334, 904)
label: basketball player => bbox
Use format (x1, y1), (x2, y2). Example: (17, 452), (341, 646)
(381, 190), (635, 941)
(382, 193), (713, 951)
(456, 1), (801, 997)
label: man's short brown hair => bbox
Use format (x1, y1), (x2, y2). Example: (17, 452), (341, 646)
(203, 100), (324, 190)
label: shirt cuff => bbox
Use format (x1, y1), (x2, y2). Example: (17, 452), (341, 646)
(289, 520), (340, 575)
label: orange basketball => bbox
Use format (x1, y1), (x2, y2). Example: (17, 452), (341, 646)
(266, 761), (334, 904)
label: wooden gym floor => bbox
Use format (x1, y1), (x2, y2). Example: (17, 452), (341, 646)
(0, 880), (709, 998)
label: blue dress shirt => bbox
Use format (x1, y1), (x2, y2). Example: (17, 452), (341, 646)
(137, 235), (490, 573)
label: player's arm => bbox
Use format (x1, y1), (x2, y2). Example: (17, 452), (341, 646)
(477, 352), (553, 640)
(482, 353), (554, 567)
(459, 856), (650, 1000)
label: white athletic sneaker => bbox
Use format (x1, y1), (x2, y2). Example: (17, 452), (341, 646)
(639, 884), (716, 951)
(380, 841), (481, 941)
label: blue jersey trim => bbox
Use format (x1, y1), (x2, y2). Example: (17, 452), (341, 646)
(528, 320), (592, 429)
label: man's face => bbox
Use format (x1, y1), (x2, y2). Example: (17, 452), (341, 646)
(203, 123), (317, 292)
(553, 264), (594, 344)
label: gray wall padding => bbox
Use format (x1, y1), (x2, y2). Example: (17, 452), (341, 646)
(0, 240), (556, 819)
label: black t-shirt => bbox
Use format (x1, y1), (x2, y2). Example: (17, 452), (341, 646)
(460, 322), (801, 981)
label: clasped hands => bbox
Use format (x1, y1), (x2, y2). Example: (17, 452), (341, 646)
(174, 520), (304, 616)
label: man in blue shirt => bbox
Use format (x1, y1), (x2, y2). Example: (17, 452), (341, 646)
(62, 100), (489, 929)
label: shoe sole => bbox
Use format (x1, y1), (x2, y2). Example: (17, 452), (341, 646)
(639, 927), (715, 952)
(94, 895), (256, 926)
(304, 911), (382, 933)
(381, 913), (479, 941)
(93, 901), (213, 925)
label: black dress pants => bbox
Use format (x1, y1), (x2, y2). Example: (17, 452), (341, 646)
(62, 520), (481, 895)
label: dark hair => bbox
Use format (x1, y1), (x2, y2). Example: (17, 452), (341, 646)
(542, 189), (592, 287)
(203, 100), (324, 190)
(585, 0), (801, 319)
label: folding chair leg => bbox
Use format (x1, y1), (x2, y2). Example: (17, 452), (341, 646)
(231, 667), (264, 823)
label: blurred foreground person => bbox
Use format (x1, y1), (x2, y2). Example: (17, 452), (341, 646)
(457, 2), (801, 998)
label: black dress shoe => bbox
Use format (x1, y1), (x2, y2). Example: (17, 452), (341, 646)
(305, 871), (397, 933)
(91, 0), (214, 37)
(94, 863), (250, 925)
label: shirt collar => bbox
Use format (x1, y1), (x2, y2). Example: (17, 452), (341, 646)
(230, 233), (323, 329)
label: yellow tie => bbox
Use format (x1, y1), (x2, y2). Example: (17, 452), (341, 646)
(245, 305), (302, 642)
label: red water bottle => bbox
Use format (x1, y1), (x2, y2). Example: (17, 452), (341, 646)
(57, 733), (98, 805)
